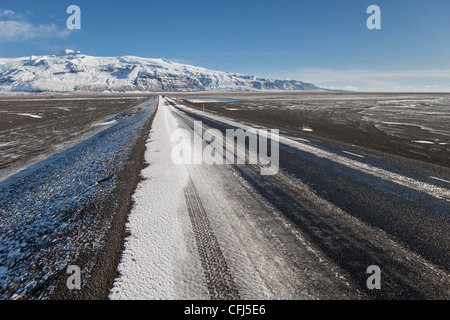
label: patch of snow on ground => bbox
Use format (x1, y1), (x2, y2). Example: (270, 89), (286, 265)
(14, 113), (43, 119)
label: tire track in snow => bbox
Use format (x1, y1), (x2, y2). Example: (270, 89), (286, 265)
(168, 99), (450, 299)
(183, 175), (241, 300)
(167, 97), (241, 299)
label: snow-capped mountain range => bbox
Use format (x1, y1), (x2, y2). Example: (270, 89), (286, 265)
(0, 49), (322, 93)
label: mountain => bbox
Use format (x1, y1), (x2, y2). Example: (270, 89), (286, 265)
(0, 49), (322, 93)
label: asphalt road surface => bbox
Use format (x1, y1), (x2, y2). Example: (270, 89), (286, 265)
(137, 96), (449, 300)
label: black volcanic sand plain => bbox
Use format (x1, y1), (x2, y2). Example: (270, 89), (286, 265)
(172, 92), (450, 169)
(0, 96), (148, 179)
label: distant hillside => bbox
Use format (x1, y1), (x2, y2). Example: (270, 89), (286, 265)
(0, 49), (323, 93)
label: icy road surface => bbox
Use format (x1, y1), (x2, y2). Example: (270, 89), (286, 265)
(110, 97), (449, 300)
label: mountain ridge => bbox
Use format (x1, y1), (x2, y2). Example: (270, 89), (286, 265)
(0, 50), (323, 93)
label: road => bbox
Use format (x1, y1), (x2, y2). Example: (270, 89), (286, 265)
(111, 97), (450, 300)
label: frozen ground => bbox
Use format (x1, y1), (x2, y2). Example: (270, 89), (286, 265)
(0, 96), (147, 182)
(0, 97), (156, 299)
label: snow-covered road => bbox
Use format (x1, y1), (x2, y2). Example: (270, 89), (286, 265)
(110, 97), (360, 300)
(110, 97), (450, 300)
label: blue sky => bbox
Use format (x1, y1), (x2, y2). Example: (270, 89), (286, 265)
(0, 0), (449, 91)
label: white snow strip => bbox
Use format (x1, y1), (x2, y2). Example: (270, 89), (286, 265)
(430, 176), (450, 185)
(413, 140), (435, 144)
(92, 120), (117, 127)
(293, 137), (311, 143)
(14, 113), (42, 119)
(0, 142), (13, 148)
(185, 99), (222, 103)
(169, 98), (450, 202)
(342, 151), (365, 158)
(110, 97), (207, 300)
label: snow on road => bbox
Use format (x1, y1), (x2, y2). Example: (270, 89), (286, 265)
(110, 96), (450, 300)
(109, 98), (209, 300)
(169, 99), (450, 203)
(109, 97), (363, 300)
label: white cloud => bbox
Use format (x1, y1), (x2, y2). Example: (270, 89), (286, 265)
(296, 68), (450, 92)
(0, 9), (16, 17)
(0, 9), (69, 42)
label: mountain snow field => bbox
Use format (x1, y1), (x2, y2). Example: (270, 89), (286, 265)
(0, 50), (321, 93)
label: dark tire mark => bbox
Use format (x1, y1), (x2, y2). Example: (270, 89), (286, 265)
(184, 175), (241, 300)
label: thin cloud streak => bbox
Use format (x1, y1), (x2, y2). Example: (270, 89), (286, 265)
(296, 68), (450, 92)
(0, 9), (69, 43)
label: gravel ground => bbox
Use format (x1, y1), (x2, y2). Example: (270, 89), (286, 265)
(0, 96), (147, 181)
(0, 97), (157, 300)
